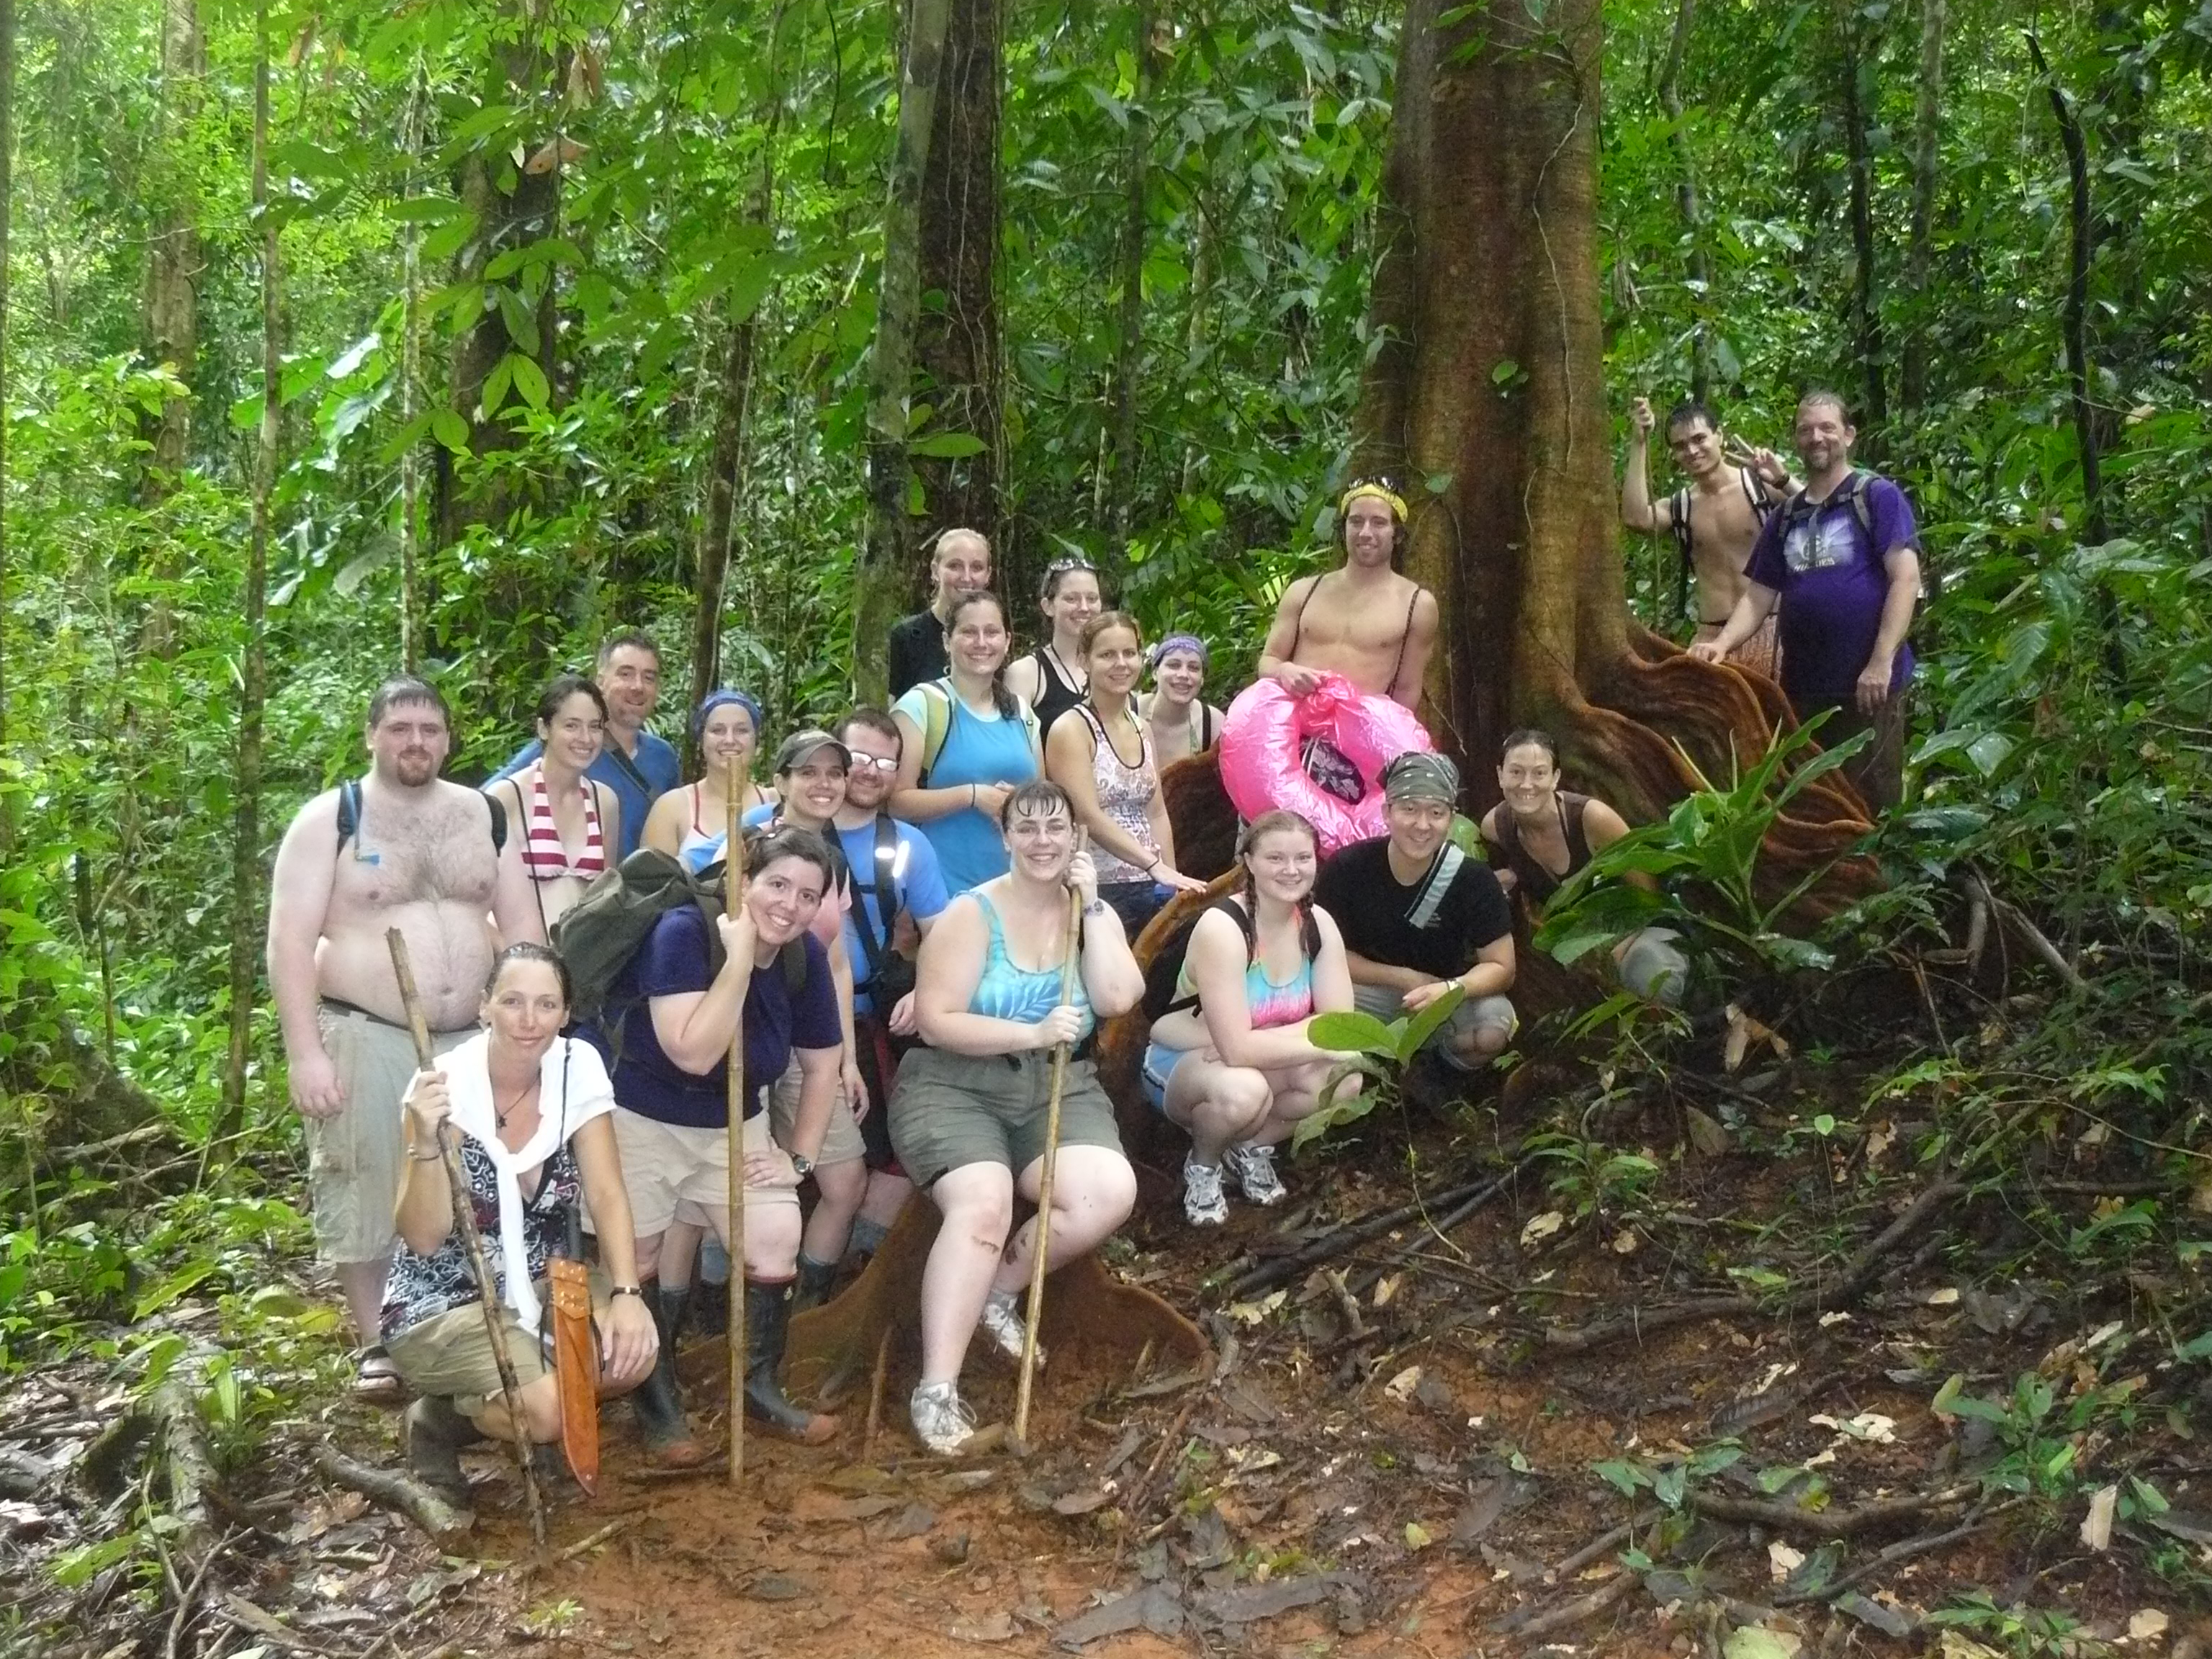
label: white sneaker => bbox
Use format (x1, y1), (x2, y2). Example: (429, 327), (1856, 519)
(1183, 1156), (1230, 1226)
(1224, 1143), (1287, 1206)
(979, 1290), (1043, 1370)
(909, 1379), (976, 1455)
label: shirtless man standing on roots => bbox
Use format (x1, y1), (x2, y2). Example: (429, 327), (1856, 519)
(266, 676), (543, 1401)
(1256, 479), (1440, 800)
(1620, 396), (1794, 678)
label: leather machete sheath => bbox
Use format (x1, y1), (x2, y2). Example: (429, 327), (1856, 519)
(548, 1257), (599, 1495)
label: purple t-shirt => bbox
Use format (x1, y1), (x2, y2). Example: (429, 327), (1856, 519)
(598, 904), (840, 1130)
(1744, 473), (1918, 703)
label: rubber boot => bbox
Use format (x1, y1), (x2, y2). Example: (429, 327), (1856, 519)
(685, 1276), (732, 1340)
(405, 1396), (484, 1505)
(630, 1281), (706, 1467)
(743, 1278), (840, 1444)
(791, 1254), (839, 1314)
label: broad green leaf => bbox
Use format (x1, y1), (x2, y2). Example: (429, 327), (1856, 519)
(1309, 1010), (1394, 1054)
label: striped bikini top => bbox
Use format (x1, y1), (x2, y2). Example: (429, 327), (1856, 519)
(521, 763), (606, 881)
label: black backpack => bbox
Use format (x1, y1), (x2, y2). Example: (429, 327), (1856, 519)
(1670, 467), (1778, 617)
(551, 845), (806, 1038)
(336, 778), (507, 856)
(1140, 894), (1322, 1026)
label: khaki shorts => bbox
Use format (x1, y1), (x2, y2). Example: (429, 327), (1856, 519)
(1353, 981), (1517, 1072)
(769, 1056), (867, 1167)
(610, 1107), (799, 1240)
(888, 1047), (1125, 1192)
(385, 1269), (611, 1408)
(307, 1004), (469, 1265)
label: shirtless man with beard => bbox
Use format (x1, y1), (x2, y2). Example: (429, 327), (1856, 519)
(1255, 479), (1439, 801)
(266, 676), (542, 1400)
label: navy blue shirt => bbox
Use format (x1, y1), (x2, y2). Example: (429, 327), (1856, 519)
(595, 905), (841, 1129)
(496, 731), (680, 859)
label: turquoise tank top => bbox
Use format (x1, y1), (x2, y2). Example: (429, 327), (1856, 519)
(968, 892), (1094, 1039)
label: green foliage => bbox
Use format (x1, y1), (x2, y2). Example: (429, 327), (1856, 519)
(1291, 982), (1467, 1152)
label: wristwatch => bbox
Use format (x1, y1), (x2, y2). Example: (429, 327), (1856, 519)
(791, 1154), (814, 1177)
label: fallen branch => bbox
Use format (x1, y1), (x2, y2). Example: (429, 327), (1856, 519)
(1991, 896), (2087, 993)
(1771, 1498), (2023, 1606)
(313, 1444), (473, 1541)
(1551, 1507), (1663, 1579)
(1691, 1482), (1977, 1540)
(1490, 1568), (1638, 1638)
(1226, 1161), (1528, 1302)
(1545, 1174), (1964, 1354)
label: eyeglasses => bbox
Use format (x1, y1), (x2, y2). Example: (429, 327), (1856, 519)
(849, 752), (899, 773)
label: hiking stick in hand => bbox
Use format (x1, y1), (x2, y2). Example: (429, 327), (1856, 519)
(1013, 831), (1087, 1445)
(386, 928), (547, 1547)
(724, 785), (750, 1486)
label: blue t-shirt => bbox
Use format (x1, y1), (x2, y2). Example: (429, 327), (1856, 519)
(1743, 474), (1918, 704)
(496, 731), (680, 860)
(890, 684), (1038, 894)
(835, 814), (950, 1016)
(594, 904), (840, 1129)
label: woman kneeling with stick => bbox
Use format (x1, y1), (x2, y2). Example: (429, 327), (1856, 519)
(387, 943), (657, 1501)
(1141, 811), (1363, 1226)
(891, 781), (1143, 1455)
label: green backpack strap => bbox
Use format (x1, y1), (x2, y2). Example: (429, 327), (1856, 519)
(917, 679), (953, 785)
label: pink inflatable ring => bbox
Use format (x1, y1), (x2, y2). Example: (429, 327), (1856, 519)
(1218, 673), (1435, 855)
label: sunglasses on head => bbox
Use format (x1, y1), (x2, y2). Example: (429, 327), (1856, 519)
(1344, 475), (1403, 497)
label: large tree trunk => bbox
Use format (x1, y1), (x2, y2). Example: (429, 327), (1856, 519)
(854, 0), (954, 702)
(1357, 0), (1874, 910)
(1897, 0), (1945, 413)
(1656, 0), (1712, 401)
(913, 0), (1003, 568)
(221, 0), (276, 1122)
(684, 318), (761, 767)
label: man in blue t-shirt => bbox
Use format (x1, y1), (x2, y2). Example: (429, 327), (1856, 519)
(1691, 390), (1921, 810)
(495, 631), (679, 858)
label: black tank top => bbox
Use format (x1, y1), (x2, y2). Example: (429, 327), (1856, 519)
(1493, 792), (1593, 904)
(1027, 645), (1087, 735)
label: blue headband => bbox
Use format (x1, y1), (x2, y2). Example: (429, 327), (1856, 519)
(1149, 634), (1209, 670)
(693, 688), (762, 741)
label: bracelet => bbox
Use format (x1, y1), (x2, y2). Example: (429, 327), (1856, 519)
(609, 1285), (644, 1299)
(408, 1143), (444, 1162)
(969, 783), (979, 809)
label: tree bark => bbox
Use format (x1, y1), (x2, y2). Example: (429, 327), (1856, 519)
(1655, 0), (1712, 401)
(1837, 0), (1887, 438)
(1355, 0), (1875, 911)
(222, 0), (277, 1120)
(143, 0), (201, 489)
(2027, 35), (2105, 547)
(914, 0), (1003, 567)
(397, 59), (426, 674)
(1106, 3), (1156, 551)
(1897, 0), (1945, 413)
(684, 319), (760, 767)
(438, 32), (562, 548)
(855, 0), (954, 703)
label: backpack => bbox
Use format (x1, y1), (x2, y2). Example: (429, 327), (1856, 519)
(1140, 894), (1323, 1026)
(912, 677), (1040, 785)
(336, 779), (507, 857)
(551, 845), (806, 1037)
(1773, 469), (1876, 547)
(1671, 467), (1778, 618)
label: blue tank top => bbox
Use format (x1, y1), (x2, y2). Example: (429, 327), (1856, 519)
(967, 892), (1094, 1039)
(894, 683), (1040, 894)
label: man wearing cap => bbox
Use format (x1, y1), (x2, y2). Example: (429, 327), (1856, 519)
(1311, 752), (1518, 1076)
(888, 529), (994, 700)
(495, 631), (678, 859)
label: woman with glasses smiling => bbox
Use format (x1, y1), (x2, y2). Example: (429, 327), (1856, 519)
(1004, 558), (1103, 737)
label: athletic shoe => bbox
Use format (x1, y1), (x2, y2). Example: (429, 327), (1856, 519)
(1182, 1156), (1230, 1226)
(909, 1379), (976, 1455)
(979, 1290), (1044, 1371)
(1224, 1143), (1287, 1206)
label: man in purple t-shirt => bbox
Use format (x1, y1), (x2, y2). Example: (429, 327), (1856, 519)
(1690, 390), (1920, 810)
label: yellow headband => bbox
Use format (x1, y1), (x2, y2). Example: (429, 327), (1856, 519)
(1339, 482), (1408, 522)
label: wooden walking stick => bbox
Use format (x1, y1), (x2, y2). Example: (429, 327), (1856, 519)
(1013, 831), (1088, 1444)
(724, 784), (750, 1485)
(385, 928), (547, 1547)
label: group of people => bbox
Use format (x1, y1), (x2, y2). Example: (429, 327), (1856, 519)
(265, 383), (1920, 1481)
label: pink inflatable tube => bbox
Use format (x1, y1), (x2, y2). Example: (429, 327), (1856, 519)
(1218, 673), (1435, 855)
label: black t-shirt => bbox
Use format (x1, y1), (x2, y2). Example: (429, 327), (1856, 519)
(1313, 836), (1512, 980)
(888, 609), (948, 700)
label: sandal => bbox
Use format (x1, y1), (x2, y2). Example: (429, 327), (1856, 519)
(354, 1344), (406, 1404)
